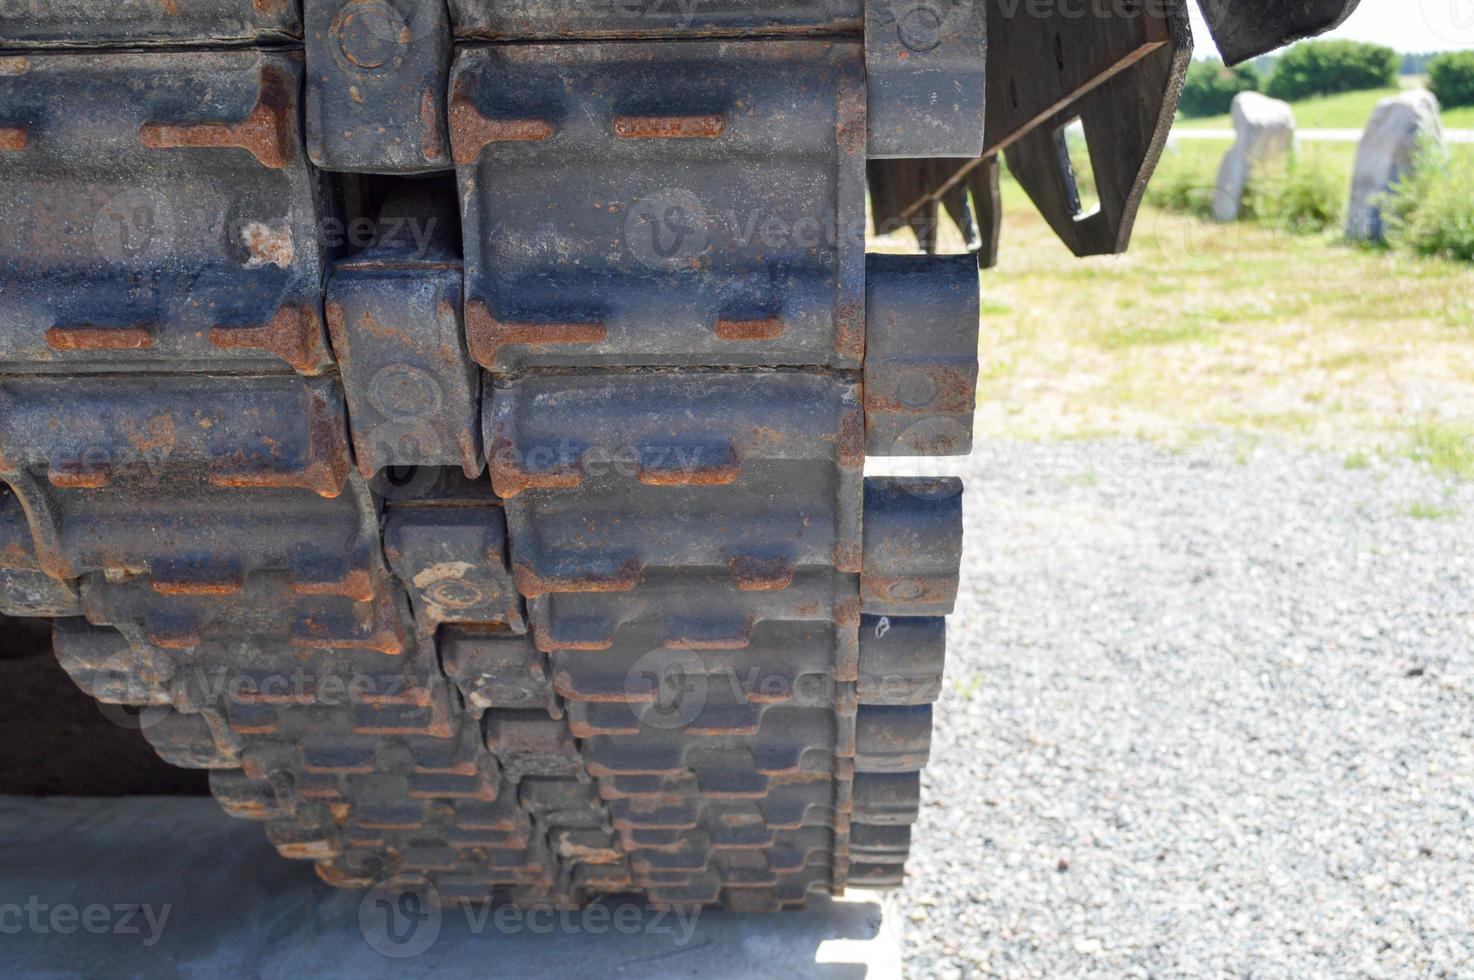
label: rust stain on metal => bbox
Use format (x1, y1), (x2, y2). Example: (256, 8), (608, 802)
(46, 464), (110, 489)
(209, 304), (324, 374)
(488, 434), (584, 497)
(290, 599), (408, 655)
(0, 128), (27, 151)
(715, 318), (785, 341)
(665, 631), (753, 650)
(612, 114), (726, 139)
(148, 624), (203, 650)
(728, 556), (795, 592)
(448, 89), (552, 165)
(835, 407), (865, 468)
(635, 456), (738, 487)
(322, 300), (348, 361)
(532, 621), (612, 652)
(124, 414), (175, 455)
(240, 221), (295, 269)
(464, 300), (605, 368)
(151, 575), (245, 596)
(865, 365), (976, 415)
(207, 388), (349, 498)
(45, 324), (153, 351)
(420, 88), (444, 162)
(513, 559), (642, 598)
(833, 300), (865, 362)
(834, 541), (863, 574)
(860, 575), (949, 606)
(290, 566), (375, 602)
(552, 673), (639, 703)
(139, 66), (295, 169)
(568, 716), (638, 739)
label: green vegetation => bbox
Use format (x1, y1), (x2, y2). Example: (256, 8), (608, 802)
(1404, 421), (1474, 481)
(1147, 137), (1474, 266)
(1382, 143), (1474, 263)
(1141, 148), (1218, 220)
(1146, 142), (1345, 234)
(1175, 86), (1474, 130)
(1179, 59), (1261, 119)
(1266, 40), (1399, 102)
(1428, 51), (1474, 109)
(1406, 501), (1459, 520)
(933, 169), (1474, 473)
(1245, 155), (1344, 233)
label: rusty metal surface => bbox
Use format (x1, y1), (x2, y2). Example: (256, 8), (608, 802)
(448, 0), (863, 39)
(0, 0), (301, 47)
(860, 478), (963, 617)
(450, 39), (866, 371)
(305, 0), (454, 172)
(864, 253), (980, 456)
(325, 189), (480, 477)
(0, 1), (1004, 911)
(0, 49), (332, 375)
(1001, 0), (1192, 257)
(864, 0), (985, 158)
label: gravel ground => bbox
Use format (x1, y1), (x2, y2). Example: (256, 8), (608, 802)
(888, 439), (1474, 978)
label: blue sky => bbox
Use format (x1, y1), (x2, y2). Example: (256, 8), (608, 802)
(1189, 0), (1474, 57)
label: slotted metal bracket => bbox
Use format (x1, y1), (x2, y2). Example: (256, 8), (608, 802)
(1001, 0), (1191, 257)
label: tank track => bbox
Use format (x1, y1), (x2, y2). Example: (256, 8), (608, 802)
(0, 0), (1364, 913)
(0, 1), (982, 908)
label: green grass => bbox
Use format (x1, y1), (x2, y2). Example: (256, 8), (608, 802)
(1175, 86), (1474, 130)
(1404, 421), (1474, 480)
(1154, 138), (1363, 192)
(1407, 500), (1459, 520)
(928, 168), (1474, 468)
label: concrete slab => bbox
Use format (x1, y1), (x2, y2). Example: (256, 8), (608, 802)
(0, 796), (901, 979)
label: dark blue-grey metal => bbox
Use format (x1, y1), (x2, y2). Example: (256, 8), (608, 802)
(440, 627), (555, 717)
(525, 567), (861, 654)
(486, 372), (863, 595)
(860, 477), (963, 617)
(864, 0), (985, 157)
(864, 253), (980, 456)
(858, 614), (945, 705)
(854, 704), (932, 771)
(325, 189), (480, 477)
(1197, 0), (1363, 65)
(383, 504), (527, 638)
(450, 40), (866, 371)
(305, 0), (454, 172)
(0, 484), (79, 618)
(448, 0), (862, 38)
(0, 50), (332, 375)
(0, 0), (301, 47)
(0, 373), (409, 655)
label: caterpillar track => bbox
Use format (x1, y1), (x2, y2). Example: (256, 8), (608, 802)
(0, 0), (1356, 909)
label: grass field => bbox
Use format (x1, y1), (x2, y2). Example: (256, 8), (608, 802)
(1175, 85), (1474, 130)
(1157, 136), (1362, 189)
(883, 173), (1474, 479)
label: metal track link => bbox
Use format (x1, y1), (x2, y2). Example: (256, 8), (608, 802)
(0, 0), (983, 908)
